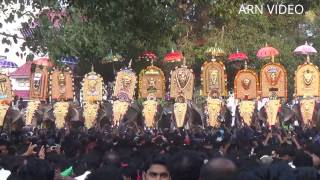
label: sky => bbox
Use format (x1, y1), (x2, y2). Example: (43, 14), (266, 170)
(0, 2), (40, 67)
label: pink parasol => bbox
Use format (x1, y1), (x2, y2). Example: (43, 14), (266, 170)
(293, 41), (317, 62)
(33, 57), (54, 67)
(256, 44), (279, 62)
(164, 50), (183, 62)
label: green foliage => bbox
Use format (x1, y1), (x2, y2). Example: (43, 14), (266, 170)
(2, 0), (320, 100)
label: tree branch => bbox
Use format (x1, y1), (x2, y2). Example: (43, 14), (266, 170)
(0, 32), (24, 39)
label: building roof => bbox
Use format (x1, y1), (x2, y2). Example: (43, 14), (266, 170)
(10, 61), (32, 77)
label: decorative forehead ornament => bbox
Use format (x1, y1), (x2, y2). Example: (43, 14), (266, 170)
(176, 68), (191, 90)
(201, 60), (226, 97)
(82, 69), (104, 103)
(113, 68), (137, 101)
(266, 66), (281, 86)
(295, 63), (319, 97)
(241, 78), (251, 90)
(138, 65), (165, 99)
(303, 69), (314, 86)
(170, 66), (194, 100)
(50, 67), (74, 101)
(206, 98), (222, 127)
(239, 101), (255, 125)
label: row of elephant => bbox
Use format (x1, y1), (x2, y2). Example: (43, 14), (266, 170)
(2, 99), (320, 133)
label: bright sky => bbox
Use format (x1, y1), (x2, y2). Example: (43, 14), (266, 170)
(0, 2), (40, 67)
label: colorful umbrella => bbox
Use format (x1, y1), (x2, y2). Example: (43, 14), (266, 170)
(164, 50), (183, 62)
(59, 56), (79, 65)
(228, 50), (249, 69)
(205, 45), (225, 60)
(33, 57), (54, 67)
(102, 50), (123, 64)
(256, 44), (279, 62)
(139, 51), (158, 65)
(293, 41), (317, 62)
(139, 51), (158, 61)
(228, 51), (248, 62)
(0, 60), (18, 68)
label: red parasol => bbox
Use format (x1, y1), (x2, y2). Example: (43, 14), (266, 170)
(33, 57), (54, 67)
(164, 50), (183, 62)
(228, 50), (249, 69)
(228, 51), (248, 62)
(256, 44), (279, 62)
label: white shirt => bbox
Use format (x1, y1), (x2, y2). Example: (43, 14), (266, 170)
(0, 168), (11, 180)
(75, 171), (91, 180)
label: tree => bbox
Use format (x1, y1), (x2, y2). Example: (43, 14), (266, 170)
(2, 0), (320, 99)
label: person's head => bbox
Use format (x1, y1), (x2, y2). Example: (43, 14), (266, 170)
(143, 155), (171, 180)
(199, 158), (237, 180)
(18, 158), (54, 180)
(0, 139), (9, 156)
(169, 150), (203, 180)
(276, 143), (295, 161)
(294, 150), (313, 167)
(102, 150), (120, 167)
(86, 165), (123, 180)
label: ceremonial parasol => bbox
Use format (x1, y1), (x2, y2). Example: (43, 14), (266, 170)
(59, 56), (79, 65)
(256, 43), (279, 62)
(0, 59), (18, 74)
(33, 57), (54, 67)
(0, 59), (18, 68)
(102, 49), (123, 64)
(164, 49), (183, 62)
(293, 41), (317, 63)
(228, 50), (248, 68)
(139, 51), (158, 65)
(102, 50), (124, 76)
(205, 45), (225, 60)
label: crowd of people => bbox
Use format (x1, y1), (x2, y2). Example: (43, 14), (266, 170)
(0, 124), (319, 180)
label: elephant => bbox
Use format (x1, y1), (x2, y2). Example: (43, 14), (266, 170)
(203, 103), (233, 129)
(234, 103), (261, 130)
(97, 101), (143, 134)
(256, 102), (296, 130)
(291, 102), (320, 129)
(158, 101), (204, 131)
(2, 106), (25, 132)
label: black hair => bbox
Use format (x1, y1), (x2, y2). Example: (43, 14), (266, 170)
(86, 165), (123, 180)
(18, 158), (54, 180)
(142, 154), (170, 172)
(169, 150), (204, 180)
(199, 158), (237, 180)
(293, 150), (313, 167)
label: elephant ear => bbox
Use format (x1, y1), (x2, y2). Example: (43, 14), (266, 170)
(282, 107), (294, 122)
